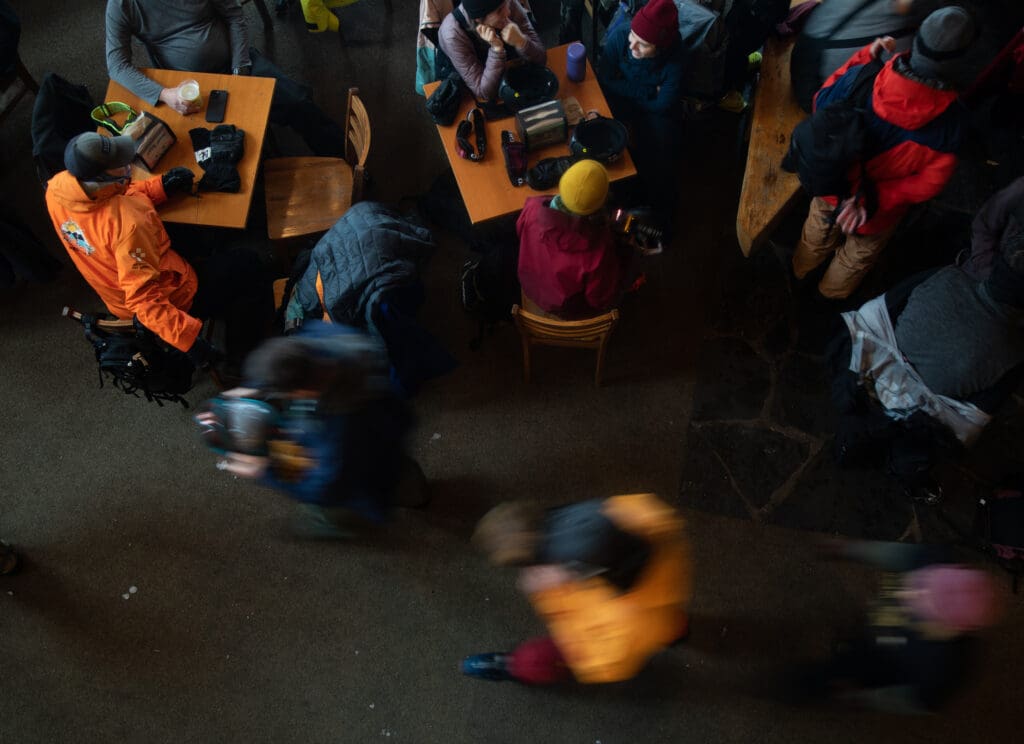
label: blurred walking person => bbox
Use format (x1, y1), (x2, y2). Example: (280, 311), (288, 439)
(462, 493), (691, 685)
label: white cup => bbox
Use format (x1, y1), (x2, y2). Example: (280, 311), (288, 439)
(178, 80), (202, 109)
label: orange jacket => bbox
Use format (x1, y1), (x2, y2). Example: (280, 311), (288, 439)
(528, 493), (692, 683)
(46, 171), (201, 352)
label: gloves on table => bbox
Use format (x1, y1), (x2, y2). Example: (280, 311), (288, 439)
(161, 167), (196, 195)
(189, 125), (246, 193)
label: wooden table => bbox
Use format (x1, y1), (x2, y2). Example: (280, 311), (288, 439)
(423, 44), (637, 224)
(736, 0), (818, 256)
(104, 69), (275, 229)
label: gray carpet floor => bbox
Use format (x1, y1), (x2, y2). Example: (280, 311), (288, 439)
(1, 1), (1021, 741)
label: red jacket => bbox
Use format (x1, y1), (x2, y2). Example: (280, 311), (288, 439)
(814, 46), (963, 235)
(46, 171), (202, 352)
(516, 197), (625, 318)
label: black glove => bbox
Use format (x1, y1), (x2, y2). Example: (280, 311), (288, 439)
(186, 337), (222, 370)
(189, 125), (245, 193)
(161, 167), (196, 195)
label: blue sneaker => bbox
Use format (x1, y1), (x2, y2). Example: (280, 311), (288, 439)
(461, 652), (512, 681)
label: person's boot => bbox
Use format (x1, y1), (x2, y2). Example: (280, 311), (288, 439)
(289, 504), (357, 540)
(461, 652), (513, 681)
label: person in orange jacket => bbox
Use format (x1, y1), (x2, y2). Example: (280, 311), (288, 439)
(463, 492), (691, 684)
(45, 132), (271, 368)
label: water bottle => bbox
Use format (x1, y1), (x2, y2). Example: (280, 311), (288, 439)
(566, 42), (587, 84)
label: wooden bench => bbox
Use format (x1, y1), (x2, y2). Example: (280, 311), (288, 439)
(736, 32), (808, 257)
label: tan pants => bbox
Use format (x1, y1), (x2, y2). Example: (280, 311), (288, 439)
(792, 198), (897, 299)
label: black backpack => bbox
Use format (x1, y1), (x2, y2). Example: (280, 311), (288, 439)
(66, 308), (196, 407)
(782, 58), (883, 208)
(459, 243), (520, 351)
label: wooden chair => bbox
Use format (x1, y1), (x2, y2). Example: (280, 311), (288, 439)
(0, 54), (39, 127)
(511, 302), (619, 387)
(263, 86), (371, 241)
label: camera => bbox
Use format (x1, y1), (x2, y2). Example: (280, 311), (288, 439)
(194, 396), (278, 456)
(611, 207), (666, 254)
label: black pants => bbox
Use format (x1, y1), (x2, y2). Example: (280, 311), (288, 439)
(249, 49), (346, 158)
(188, 247), (274, 366)
(607, 93), (681, 233)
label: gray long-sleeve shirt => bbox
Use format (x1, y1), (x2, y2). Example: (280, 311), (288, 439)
(105, 0), (251, 105)
(437, 0), (545, 101)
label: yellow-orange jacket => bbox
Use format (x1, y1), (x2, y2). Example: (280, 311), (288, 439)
(529, 493), (692, 683)
(45, 170), (201, 352)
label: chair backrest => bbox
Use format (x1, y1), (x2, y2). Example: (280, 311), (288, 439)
(344, 87), (371, 203)
(511, 303), (619, 386)
(0, 53), (38, 127)
(512, 305), (619, 348)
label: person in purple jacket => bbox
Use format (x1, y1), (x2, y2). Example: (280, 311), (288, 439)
(438, 0), (546, 101)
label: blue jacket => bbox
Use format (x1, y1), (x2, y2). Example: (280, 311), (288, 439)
(597, 22), (685, 115)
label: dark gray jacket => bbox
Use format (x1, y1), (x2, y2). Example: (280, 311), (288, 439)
(292, 202), (435, 335)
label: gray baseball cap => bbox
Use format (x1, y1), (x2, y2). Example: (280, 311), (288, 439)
(64, 133), (137, 179)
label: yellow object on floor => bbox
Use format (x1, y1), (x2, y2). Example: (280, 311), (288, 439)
(718, 89), (748, 114)
(301, 0), (360, 32)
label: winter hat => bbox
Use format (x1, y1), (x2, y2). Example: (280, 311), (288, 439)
(460, 0), (504, 21)
(558, 159), (609, 215)
(64, 133), (136, 180)
(631, 0), (680, 48)
(910, 6), (978, 88)
(905, 564), (1001, 633)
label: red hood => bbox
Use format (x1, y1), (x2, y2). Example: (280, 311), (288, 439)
(871, 54), (959, 130)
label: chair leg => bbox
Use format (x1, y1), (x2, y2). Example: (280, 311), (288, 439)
(521, 337), (532, 384)
(594, 338), (608, 387)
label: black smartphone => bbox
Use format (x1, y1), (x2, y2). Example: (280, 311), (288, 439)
(206, 89), (228, 123)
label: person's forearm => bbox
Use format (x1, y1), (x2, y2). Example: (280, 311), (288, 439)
(105, 4), (164, 104)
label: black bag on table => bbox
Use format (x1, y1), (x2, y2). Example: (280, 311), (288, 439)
(426, 74), (465, 126)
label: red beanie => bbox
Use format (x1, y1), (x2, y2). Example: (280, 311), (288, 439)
(631, 0), (679, 48)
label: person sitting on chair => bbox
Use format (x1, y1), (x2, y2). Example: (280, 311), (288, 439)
(105, 0), (346, 157)
(44, 133), (271, 370)
(597, 0), (685, 239)
(828, 232), (1024, 503)
(792, 7), (978, 301)
(438, 0), (546, 101)
(516, 160), (629, 319)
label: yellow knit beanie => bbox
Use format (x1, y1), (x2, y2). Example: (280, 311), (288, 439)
(558, 160), (609, 216)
